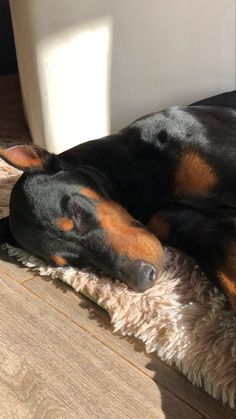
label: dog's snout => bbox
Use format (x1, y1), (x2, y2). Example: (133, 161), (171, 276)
(134, 259), (157, 291)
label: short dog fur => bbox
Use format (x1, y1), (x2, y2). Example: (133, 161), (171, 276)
(0, 91), (236, 312)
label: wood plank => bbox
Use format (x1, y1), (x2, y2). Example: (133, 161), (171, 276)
(0, 275), (201, 419)
(24, 274), (235, 419)
(0, 250), (34, 282)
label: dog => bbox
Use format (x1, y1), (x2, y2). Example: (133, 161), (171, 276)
(0, 91), (235, 312)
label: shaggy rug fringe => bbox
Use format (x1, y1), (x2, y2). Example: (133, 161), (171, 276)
(3, 244), (236, 408)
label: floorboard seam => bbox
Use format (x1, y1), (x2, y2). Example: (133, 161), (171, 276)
(22, 279), (203, 417)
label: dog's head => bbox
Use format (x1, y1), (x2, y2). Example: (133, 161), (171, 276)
(0, 145), (164, 291)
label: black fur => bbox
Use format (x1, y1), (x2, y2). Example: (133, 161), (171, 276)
(1, 91), (236, 299)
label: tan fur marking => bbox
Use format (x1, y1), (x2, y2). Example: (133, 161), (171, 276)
(147, 213), (169, 241)
(80, 187), (164, 270)
(51, 255), (68, 267)
(218, 243), (236, 313)
(218, 273), (236, 313)
(80, 187), (101, 201)
(175, 152), (216, 194)
(56, 217), (74, 232)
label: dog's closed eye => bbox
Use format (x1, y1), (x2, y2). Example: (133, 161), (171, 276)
(65, 192), (98, 235)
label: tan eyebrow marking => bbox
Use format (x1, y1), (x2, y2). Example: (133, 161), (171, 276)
(56, 217), (74, 232)
(80, 187), (101, 201)
(51, 255), (68, 266)
(175, 151), (217, 194)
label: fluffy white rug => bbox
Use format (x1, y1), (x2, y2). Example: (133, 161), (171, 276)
(0, 162), (235, 408)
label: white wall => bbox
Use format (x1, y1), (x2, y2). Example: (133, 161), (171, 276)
(10, 0), (235, 153)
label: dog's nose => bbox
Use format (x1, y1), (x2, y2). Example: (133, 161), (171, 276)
(134, 259), (157, 291)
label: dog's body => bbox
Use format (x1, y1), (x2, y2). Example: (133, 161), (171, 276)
(0, 91), (236, 311)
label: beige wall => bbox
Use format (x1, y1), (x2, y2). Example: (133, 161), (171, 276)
(10, 0), (235, 153)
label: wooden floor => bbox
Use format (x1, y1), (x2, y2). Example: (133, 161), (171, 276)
(0, 75), (235, 418)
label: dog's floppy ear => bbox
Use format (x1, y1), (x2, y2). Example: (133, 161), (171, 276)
(0, 145), (52, 171)
(0, 217), (17, 245)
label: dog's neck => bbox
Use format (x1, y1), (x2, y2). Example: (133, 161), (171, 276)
(59, 132), (171, 222)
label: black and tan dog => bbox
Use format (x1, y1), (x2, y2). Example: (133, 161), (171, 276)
(0, 91), (235, 312)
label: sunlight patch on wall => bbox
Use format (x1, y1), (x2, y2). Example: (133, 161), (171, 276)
(37, 16), (112, 153)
